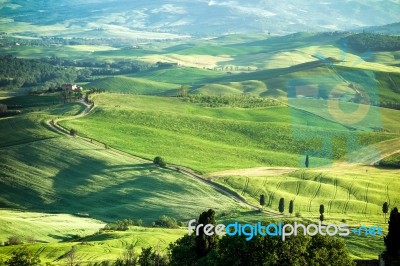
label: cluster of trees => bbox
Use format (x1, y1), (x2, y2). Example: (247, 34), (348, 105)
(0, 35), (152, 48)
(42, 57), (152, 76)
(103, 219), (143, 231)
(0, 56), (82, 91)
(343, 33), (400, 52)
(0, 56), (154, 92)
(168, 209), (354, 266)
(153, 215), (182, 229)
(181, 95), (281, 108)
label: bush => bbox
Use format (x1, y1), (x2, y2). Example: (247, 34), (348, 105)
(154, 215), (179, 229)
(103, 219), (143, 231)
(153, 156), (166, 167)
(70, 128), (77, 136)
(5, 247), (41, 266)
(5, 236), (23, 246)
(295, 212), (302, 218)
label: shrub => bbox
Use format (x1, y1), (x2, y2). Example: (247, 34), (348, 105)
(70, 128), (77, 136)
(153, 156), (166, 167)
(5, 236), (23, 246)
(295, 212), (302, 218)
(154, 215), (179, 229)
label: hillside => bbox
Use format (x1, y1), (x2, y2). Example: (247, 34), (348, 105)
(61, 94), (397, 173)
(1, 1), (400, 37)
(86, 76), (179, 95)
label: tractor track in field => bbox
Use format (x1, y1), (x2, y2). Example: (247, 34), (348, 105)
(241, 177), (250, 196)
(363, 183), (370, 215)
(46, 100), (282, 216)
(343, 175), (358, 214)
(268, 176), (286, 208)
(328, 178), (338, 214)
(307, 173), (322, 212)
(253, 176), (269, 201)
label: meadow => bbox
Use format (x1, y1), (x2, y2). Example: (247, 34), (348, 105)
(62, 94), (397, 173)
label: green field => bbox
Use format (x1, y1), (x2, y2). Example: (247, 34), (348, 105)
(1, 29), (400, 264)
(0, 224), (186, 265)
(61, 94), (397, 173)
(86, 76), (179, 95)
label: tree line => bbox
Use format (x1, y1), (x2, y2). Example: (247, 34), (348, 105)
(343, 33), (400, 52)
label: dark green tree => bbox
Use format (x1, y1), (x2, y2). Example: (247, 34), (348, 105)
(320, 214), (324, 222)
(305, 154), (309, 168)
(279, 198), (285, 213)
(289, 200), (294, 216)
(384, 207), (400, 263)
(195, 209), (218, 257)
(138, 247), (168, 266)
(319, 204), (325, 215)
(383, 202), (389, 222)
(259, 194), (265, 209)
(5, 247), (41, 266)
(168, 234), (197, 266)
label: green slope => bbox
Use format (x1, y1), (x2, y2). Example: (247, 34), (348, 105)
(61, 94), (395, 173)
(0, 137), (239, 222)
(87, 76), (179, 95)
(129, 67), (224, 84)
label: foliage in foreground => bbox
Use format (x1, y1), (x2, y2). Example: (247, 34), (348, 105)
(168, 209), (355, 266)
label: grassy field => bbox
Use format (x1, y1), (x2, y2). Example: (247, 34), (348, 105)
(86, 76), (179, 95)
(61, 94), (397, 173)
(0, 210), (104, 244)
(0, 136), (240, 222)
(213, 165), (400, 221)
(0, 226), (187, 265)
(129, 67), (225, 84)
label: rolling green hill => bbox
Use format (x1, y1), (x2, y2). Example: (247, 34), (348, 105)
(61, 94), (396, 173)
(129, 67), (225, 84)
(0, 137), (239, 222)
(86, 76), (179, 95)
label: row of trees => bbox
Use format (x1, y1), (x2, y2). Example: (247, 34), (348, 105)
(343, 32), (400, 52)
(180, 94), (281, 108)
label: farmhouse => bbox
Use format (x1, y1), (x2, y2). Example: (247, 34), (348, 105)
(61, 84), (83, 91)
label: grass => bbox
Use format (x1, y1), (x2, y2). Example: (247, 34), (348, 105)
(0, 226), (187, 265)
(212, 164), (399, 259)
(86, 76), (179, 95)
(129, 67), (225, 84)
(0, 210), (104, 244)
(61, 94), (396, 173)
(378, 153), (400, 168)
(213, 165), (400, 220)
(0, 102), (85, 147)
(0, 137), (239, 222)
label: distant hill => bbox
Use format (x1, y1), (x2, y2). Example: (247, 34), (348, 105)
(1, 0), (400, 38)
(358, 22), (400, 35)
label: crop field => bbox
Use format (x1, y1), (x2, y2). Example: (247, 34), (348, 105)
(86, 76), (179, 95)
(0, 210), (104, 243)
(0, 136), (240, 222)
(213, 165), (400, 221)
(0, 226), (186, 265)
(129, 67), (225, 84)
(61, 94), (397, 173)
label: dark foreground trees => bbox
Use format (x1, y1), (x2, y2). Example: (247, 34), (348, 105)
(5, 247), (40, 266)
(169, 209), (354, 266)
(384, 207), (400, 264)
